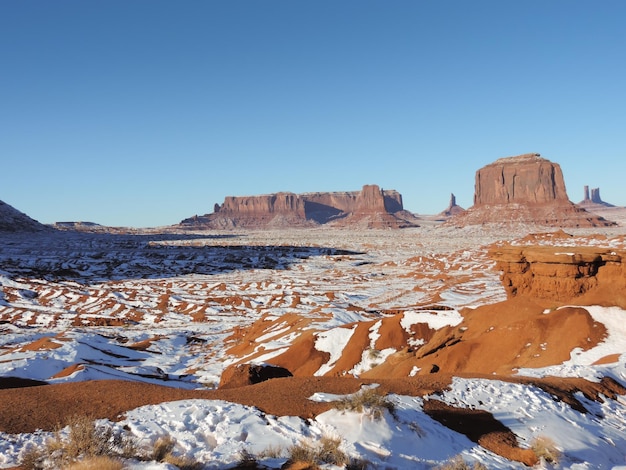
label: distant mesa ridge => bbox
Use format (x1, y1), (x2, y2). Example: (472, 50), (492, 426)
(180, 184), (419, 229)
(449, 153), (616, 227)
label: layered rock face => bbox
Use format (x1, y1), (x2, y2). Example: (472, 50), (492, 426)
(0, 200), (51, 232)
(489, 244), (626, 308)
(180, 185), (417, 229)
(474, 153), (568, 205)
(450, 154), (614, 227)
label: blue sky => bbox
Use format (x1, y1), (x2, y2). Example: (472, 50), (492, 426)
(2, 1), (625, 227)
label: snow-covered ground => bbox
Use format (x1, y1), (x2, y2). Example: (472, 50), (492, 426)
(1, 226), (625, 468)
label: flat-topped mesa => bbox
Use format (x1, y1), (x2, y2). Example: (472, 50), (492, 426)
(448, 153), (615, 227)
(219, 192), (305, 218)
(474, 153), (568, 206)
(179, 184), (416, 229)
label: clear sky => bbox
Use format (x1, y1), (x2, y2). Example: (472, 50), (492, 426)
(2, 1), (625, 227)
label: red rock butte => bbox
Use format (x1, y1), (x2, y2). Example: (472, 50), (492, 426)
(180, 184), (420, 229)
(450, 153), (615, 227)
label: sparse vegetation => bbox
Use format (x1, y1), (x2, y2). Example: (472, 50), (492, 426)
(531, 435), (560, 464)
(287, 435), (349, 467)
(64, 456), (125, 470)
(438, 455), (488, 470)
(334, 387), (396, 420)
(20, 415), (136, 470)
(19, 415), (202, 470)
(258, 444), (284, 459)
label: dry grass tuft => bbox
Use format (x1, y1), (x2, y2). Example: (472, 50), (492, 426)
(64, 456), (125, 470)
(142, 435), (202, 470)
(287, 435), (349, 467)
(438, 455), (488, 470)
(531, 435), (560, 464)
(20, 415), (136, 470)
(19, 416), (203, 470)
(334, 387), (396, 420)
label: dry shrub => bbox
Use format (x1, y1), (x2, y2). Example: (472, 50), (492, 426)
(258, 444), (284, 459)
(334, 387), (396, 420)
(531, 436), (560, 464)
(148, 435), (176, 461)
(142, 435), (202, 470)
(438, 455), (488, 470)
(287, 435), (349, 467)
(64, 456), (125, 470)
(20, 415), (135, 470)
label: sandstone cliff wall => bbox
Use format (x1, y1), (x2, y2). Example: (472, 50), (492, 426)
(180, 185), (413, 229)
(474, 153), (569, 206)
(489, 245), (626, 308)
(449, 153), (614, 227)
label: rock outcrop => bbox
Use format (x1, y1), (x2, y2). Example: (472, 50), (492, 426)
(489, 244), (626, 308)
(438, 193), (465, 218)
(449, 153), (615, 227)
(219, 363), (293, 389)
(578, 185), (614, 208)
(0, 200), (51, 233)
(180, 185), (418, 229)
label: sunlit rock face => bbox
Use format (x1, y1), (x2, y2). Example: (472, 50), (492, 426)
(448, 153), (615, 227)
(474, 153), (568, 206)
(180, 184), (418, 229)
(489, 244), (626, 308)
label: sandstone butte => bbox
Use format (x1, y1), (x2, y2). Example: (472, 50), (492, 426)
(179, 184), (420, 229)
(449, 153), (615, 227)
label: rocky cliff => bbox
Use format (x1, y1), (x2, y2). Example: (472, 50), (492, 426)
(474, 153), (568, 205)
(180, 185), (417, 229)
(449, 154), (614, 227)
(0, 200), (51, 232)
(489, 244), (626, 308)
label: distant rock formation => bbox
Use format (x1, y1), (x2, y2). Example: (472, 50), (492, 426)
(0, 200), (51, 232)
(449, 153), (615, 227)
(578, 185), (614, 208)
(438, 193), (465, 218)
(180, 185), (419, 229)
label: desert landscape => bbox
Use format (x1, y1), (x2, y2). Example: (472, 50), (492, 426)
(1, 154), (626, 469)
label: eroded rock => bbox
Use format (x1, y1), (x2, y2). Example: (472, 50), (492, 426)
(219, 363), (293, 389)
(489, 245), (626, 307)
(449, 154), (615, 227)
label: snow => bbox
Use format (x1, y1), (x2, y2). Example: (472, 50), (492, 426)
(314, 325), (357, 376)
(1, 228), (626, 468)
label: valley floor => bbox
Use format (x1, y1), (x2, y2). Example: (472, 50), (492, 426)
(1, 223), (625, 469)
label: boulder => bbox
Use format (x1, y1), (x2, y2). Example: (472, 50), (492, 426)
(219, 363), (293, 389)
